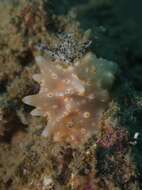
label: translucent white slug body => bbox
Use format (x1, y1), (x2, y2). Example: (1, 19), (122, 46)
(23, 52), (118, 144)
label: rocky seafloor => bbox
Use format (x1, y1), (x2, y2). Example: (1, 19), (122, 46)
(0, 0), (142, 189)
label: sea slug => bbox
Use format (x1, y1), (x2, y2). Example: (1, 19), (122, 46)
(23, 52), (118, 145)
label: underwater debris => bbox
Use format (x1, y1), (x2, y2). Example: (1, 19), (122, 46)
(23, 52), (118, 145)
(0, 109), (6, 137)
(11, 0), (51, 37)
(96, 126), (128, 149)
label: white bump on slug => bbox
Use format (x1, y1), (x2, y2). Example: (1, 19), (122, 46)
(88, 93), (95, 100)
(41, 128), (48, 137)
(35, 56), (45, 65)
(31, 109), (42, 116)
(52, 105), (58, 109)
(22, 96), (32, 105)
(66, 104), (71, 111)
(32, 74), (41, 82)
(65, 88), (73, 95)
(47, 92), (53, 98)
(51, 73), (58, 79)
(64, 79), (70, 84)
(83, 112), (90, 118)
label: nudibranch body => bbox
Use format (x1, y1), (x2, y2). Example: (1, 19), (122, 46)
(23, 52), (118, 144)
